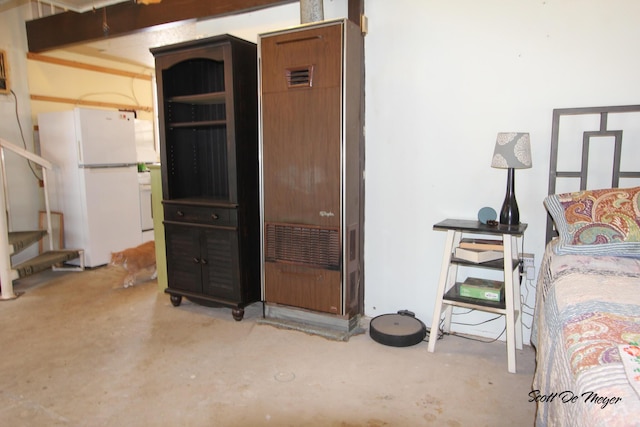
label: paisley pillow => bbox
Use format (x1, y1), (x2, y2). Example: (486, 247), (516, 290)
(544, 186), (640, 256)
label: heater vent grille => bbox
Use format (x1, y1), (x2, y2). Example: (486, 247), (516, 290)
(285, 66), (314, 88)
(265, 222), (340, 270)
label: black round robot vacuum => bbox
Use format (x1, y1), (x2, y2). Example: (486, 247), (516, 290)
(369, 310), (427, 347)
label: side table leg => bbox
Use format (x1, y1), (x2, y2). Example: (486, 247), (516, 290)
(512, 235), (523, 350)
(503, 234), (517, 373)
(428, 229), (458, 353)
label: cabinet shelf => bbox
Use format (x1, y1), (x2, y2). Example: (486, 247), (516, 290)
(168, 120), (226, 128)
(450, 256), (520, 271)
(443, 283), (506, 312)
(163, 198), (238, 208)
(168, 92), (226, 105)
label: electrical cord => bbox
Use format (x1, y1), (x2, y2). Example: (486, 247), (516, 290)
(445, 326), (507, 344)
(9, 89), (42, 181)
(520, 277), (536, 331)
(518, 234), (538, 331)
(451, 314), (503, 327)
(422, 326), (444, 342)
(433, 305), (508, 344)
(76, 91), (140, 105)
(433, 313), (508, 344)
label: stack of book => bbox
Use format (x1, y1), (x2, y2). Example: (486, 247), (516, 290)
(453, 238), (504, 263)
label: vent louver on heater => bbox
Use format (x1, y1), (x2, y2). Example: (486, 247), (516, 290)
(265, 222), (340, 270)
(285, 66), (314, 88)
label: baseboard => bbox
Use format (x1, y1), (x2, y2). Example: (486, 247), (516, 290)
(257, 303), (365, 341)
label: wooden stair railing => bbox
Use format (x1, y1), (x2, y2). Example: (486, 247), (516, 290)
(0, 138), (84, 300)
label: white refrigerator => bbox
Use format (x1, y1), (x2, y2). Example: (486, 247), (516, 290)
(38, 108), (143, 267)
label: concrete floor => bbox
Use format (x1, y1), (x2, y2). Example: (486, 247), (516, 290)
(1, 267), (537, 426)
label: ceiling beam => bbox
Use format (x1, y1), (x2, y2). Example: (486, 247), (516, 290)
(27, 0), (365, 53)
(348, 0), (363, 26)
(26, 0), (298, 52)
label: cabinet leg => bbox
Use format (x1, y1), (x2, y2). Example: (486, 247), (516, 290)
(232, 308), (244, 321)
(170, 294), (182, 307)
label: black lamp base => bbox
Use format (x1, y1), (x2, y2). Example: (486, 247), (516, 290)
(500, 168), (520, 226)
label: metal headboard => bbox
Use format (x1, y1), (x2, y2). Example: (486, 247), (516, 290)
(546, 105), (640, 244)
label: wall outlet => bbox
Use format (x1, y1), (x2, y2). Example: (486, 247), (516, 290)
(520, 253), (535, 280)
(520, 253), (534, 268)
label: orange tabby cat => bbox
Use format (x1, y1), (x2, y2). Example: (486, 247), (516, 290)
(110, 240), (157, 288)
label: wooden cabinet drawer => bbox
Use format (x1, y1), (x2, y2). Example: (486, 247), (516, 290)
(164, 204), (237, 227)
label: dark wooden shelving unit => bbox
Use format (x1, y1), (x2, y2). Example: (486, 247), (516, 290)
(151, 34), (260, 321)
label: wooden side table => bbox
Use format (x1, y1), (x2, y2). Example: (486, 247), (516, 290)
(428, 219), (527, 373)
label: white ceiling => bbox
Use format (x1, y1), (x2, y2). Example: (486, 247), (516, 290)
(61, 0), (129, 12)
(19, 0), (196, 69)
(66, 20), (199, 69)
(0, 0), (187, 68)
(9, 0), (306, 69)
(62, 1), (305, 69)
(0, 0), (128, 13)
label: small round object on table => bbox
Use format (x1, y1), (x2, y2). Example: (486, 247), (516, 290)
(478, 207), (497, 224)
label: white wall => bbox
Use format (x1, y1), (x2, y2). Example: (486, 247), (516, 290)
(2, 0), (640, 344)
(0, 3), (41, 262)
(363, 0), (640, 343)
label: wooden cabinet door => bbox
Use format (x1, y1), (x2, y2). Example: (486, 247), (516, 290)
(201, 228), (240, 301)
(165, 224), (202, 293)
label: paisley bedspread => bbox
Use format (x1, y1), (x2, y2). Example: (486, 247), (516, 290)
(532, 242), (640, 426)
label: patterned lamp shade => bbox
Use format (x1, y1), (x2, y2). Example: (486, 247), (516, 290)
(491, 132), (532, 169)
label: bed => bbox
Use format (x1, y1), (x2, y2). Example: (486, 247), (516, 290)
(532, 105), (640, 426)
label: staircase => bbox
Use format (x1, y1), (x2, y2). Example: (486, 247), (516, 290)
(9, 230), (82, 280)
(0, 138), (84, 299)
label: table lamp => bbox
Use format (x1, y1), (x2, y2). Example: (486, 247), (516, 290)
(491, 132), (532, 225)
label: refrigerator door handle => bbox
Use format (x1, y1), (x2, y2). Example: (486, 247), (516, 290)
(77, 139), (84, 164)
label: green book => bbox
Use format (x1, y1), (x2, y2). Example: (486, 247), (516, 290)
(459, 277), (504, 301)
